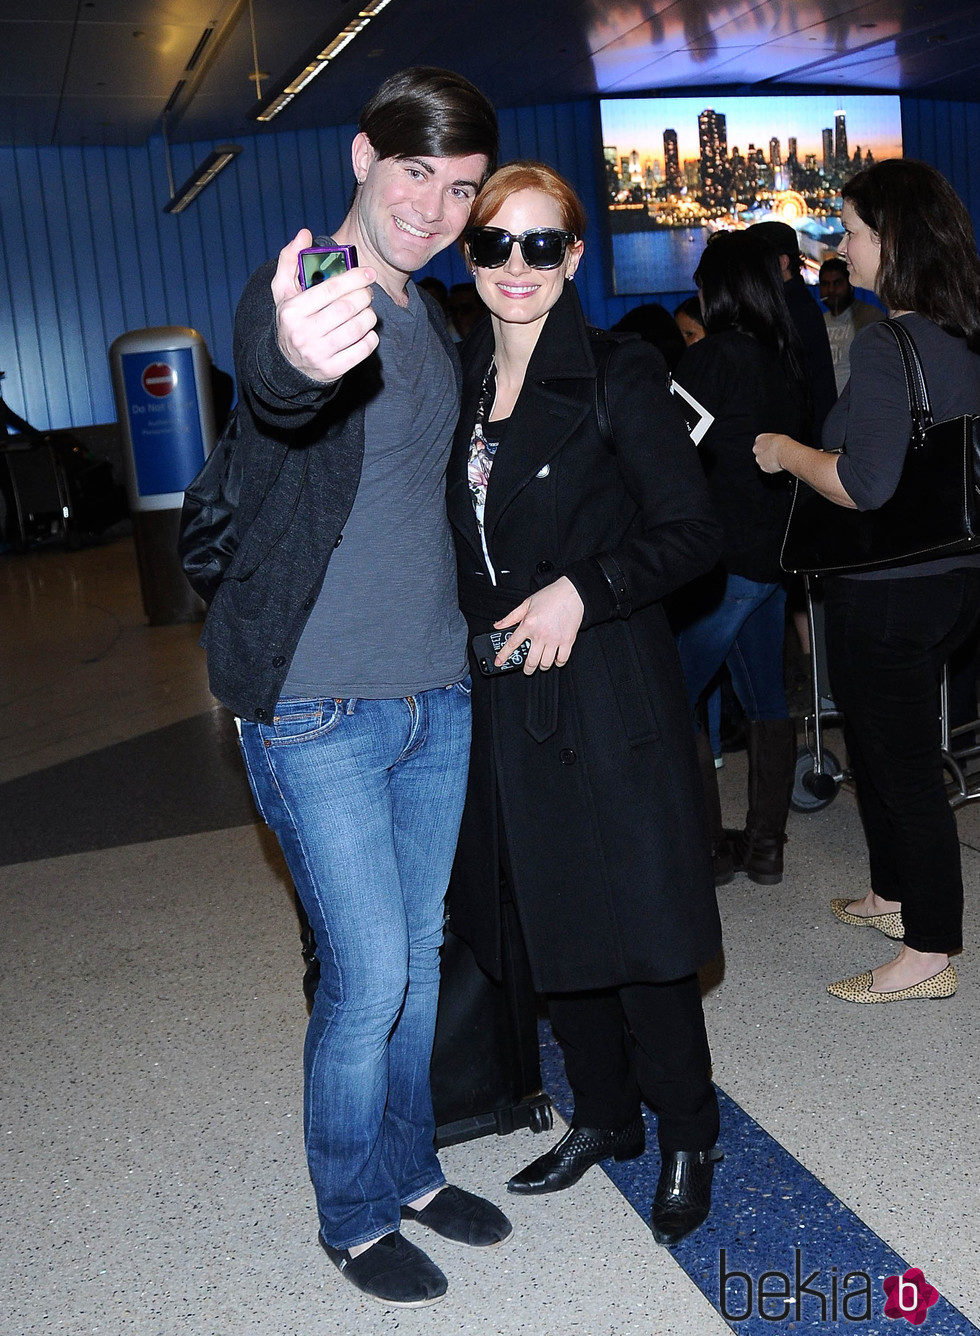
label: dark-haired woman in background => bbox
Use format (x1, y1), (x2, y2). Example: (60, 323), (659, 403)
(671, 229), (809, 886)
(674, 295), (706, 348)
(755, 159), (980, 1003)
(611, 302), (686, 371)
(447, 161), (725, 1247)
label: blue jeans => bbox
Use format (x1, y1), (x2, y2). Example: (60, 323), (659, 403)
(239, 683), (472, 1248)
(676, 571), (789, 722)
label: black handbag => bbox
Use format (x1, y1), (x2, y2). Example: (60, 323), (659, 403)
(780, 319), (980, 575)
(177, 408), (242, 603)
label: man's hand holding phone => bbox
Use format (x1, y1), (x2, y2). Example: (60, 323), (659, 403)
(272, 229), (378, 385)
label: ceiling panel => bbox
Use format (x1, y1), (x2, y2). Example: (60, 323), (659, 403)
(2, 1), (79, 17)
(0, 23), (75, 97)
(600, 47), (759, 92)
(63, 24), (209, 97)
(1, 0), (979, 149)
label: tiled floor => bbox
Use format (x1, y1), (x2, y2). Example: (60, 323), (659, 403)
(2, 536), (977, 1335)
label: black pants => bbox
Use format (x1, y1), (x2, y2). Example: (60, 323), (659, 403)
(547, 980), (719, 1153)
(497, 798), (719, 1154)
(824, 567), (980, 954)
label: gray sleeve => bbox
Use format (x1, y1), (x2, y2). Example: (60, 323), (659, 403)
(834, 322), (911, 511)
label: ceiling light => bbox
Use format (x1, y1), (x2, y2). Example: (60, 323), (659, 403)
(164, 145), (242, 214)
(248, 0), (394, 124)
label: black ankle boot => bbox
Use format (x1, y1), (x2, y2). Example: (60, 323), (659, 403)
(650, 1146), (723, 1246)
(507, 1118), (645, 1195)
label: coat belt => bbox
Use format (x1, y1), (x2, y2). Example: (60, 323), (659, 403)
(461, 580), (560, 744)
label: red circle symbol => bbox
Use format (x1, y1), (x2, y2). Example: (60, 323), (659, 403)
(142, 362), (177, 397)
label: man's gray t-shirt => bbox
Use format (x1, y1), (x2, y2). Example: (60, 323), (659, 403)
(282, 281), (468, 697)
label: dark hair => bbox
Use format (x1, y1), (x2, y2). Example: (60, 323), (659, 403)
(674, 295), (704, 324)
(466, 161), (587, 237)
(694, 229), (806, 388)
(358, 66), (498, 178)
(842, 159), (980, 347)
(612, 303), (685, 371)
(748, 220), (802, 273)
(418, 276), (448, 302)
(819, 256), (849, 281)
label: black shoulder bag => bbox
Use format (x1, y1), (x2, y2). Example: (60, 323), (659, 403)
(780, 319), (980, 576)
(177, 408), (243, 603)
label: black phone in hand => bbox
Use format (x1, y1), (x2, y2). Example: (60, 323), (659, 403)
(472, 628), (532, 676)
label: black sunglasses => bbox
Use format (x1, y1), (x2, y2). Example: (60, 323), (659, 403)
(465, 226), (577, 270)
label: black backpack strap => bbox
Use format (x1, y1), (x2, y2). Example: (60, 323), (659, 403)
(589, 331), (619, 452)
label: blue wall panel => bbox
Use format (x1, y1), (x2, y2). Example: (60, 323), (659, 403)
(1, 96), (978, 430)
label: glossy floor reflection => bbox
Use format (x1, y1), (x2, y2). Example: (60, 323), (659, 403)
(1, 536), (977, 1336)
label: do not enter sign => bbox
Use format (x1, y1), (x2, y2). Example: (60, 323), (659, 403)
(142, 362), (178, 397)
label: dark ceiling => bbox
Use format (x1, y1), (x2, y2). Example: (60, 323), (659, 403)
(2, 0), (979, 149)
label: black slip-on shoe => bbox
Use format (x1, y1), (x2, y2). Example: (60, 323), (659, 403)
(650, 1146), (723, 1247)
(401, 1184), (513, 1247)
(318, 1230), (447, 1307)
(507, 1118), (645, 1195)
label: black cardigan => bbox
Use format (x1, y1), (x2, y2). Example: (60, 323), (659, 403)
(198, 260), (460, 721)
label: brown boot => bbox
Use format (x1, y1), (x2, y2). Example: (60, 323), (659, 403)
(695, 729), (733, 885)
(731, 719), (797, 884)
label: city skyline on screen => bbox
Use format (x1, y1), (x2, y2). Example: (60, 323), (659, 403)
(598, 92), (903, 296)
(600, 93), (903, 170)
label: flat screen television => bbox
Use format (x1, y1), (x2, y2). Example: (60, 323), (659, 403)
(598, 93), (903, 296)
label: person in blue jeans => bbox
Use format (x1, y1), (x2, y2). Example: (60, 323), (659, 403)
(195, 68), (510, 1308)
(671, 230), (809, 886)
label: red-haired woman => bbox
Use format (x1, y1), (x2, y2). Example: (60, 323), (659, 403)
(445, 161), (725, 1246)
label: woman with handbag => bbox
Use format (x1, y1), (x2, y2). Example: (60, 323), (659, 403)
(446, 162), (725, 1246)
(670, 229), (810, 887)
(754, 159), (980, 1003)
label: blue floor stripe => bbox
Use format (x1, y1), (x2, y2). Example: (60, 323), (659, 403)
(538, 1022), (979, 1334)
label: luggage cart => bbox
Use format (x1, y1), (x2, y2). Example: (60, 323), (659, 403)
(790, 576), (846, 812)
(790, 575), (980, 813)
(942, 671), (980, 809)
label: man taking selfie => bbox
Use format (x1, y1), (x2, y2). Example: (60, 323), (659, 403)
(196, 67), (508, 1308)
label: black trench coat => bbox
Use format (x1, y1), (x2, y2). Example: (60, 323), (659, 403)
(446, 281), (724, 993)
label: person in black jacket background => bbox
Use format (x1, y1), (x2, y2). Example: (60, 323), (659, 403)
(446, 161), (724, 1248)
(749, 220), (837, 437)
(671, 229), (808, 886)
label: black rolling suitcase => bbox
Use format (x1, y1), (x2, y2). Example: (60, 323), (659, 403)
(296, 895), (552, 1148)
(430, 907), (552, 1148)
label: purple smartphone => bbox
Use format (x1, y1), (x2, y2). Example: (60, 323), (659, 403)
(298, 244), (358, 289)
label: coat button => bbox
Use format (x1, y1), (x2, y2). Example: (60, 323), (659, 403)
(303, 597), (315, 611)
(255, 707), (268, 721)
(272, 655), (286, 668)
(560, 748), (576, 765)
(536, 463), (551, 478)
(334, 532), (344, 548)
(536, 559), (553, 574)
